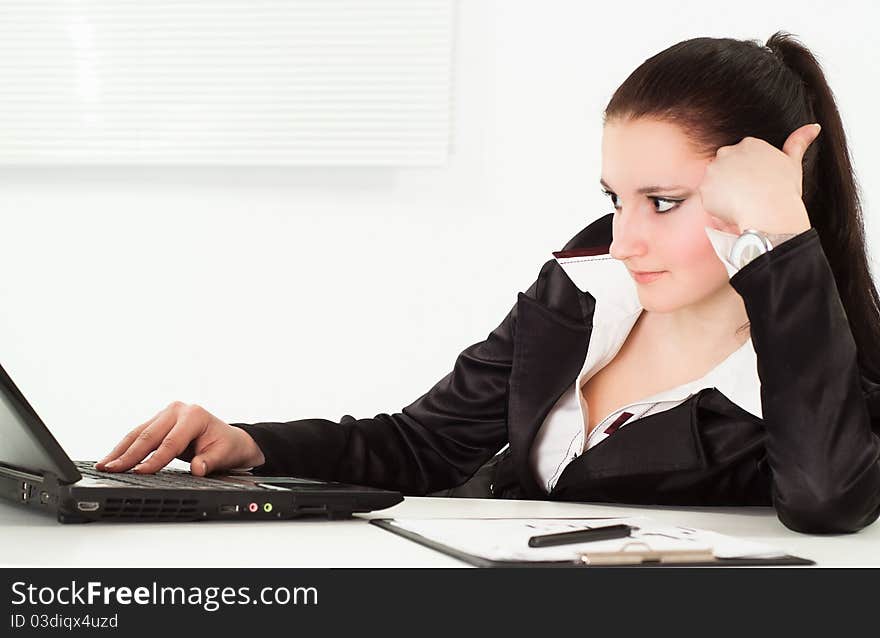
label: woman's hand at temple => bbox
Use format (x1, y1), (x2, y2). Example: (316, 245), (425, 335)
(93, 401), (266, 476)
(699, 122), (821, 236)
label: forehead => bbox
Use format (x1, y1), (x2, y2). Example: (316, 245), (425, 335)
(601, 118), (709, 189)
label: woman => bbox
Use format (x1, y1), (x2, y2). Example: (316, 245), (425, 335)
(96, 32), (880, 534)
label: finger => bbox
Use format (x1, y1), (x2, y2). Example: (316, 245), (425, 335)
(95, 428), (145, 469)
(95, 408), (166, 468)
(101, 409), (177, 472)
(190, 440), (232, 477)
(782, 123), (821, 164)
(131, 407), (211, 474)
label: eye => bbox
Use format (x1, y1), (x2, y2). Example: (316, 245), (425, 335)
(601, 189), (621, 210)
(601, 189), (683, 214)
(652, 197), (683, 213)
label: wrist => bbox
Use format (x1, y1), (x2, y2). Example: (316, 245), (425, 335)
(739, 200), (811, 236)
(233, 426), (267, 468)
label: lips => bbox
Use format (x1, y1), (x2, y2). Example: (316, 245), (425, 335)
(630, 270), (666, 284)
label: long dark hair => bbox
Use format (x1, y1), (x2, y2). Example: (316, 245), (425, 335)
(603, 31), (880, 382)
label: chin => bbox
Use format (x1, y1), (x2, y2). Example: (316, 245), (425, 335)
(640, 302), (681, 314)
(636, 293), (678, 314)
(636, 285), (697, 313)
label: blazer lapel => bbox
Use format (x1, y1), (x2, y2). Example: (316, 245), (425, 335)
(549, 393), (710, 499)
(508, 291), (593, 498)
(506, 214), (616, 498)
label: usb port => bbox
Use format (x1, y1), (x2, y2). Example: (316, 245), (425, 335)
(218, 504), (240, 514)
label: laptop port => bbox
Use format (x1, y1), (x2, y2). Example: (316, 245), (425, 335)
(218, 504), (240, 514)
(76, 501), (100, 512)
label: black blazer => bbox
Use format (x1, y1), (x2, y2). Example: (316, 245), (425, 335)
(231, 213), (880, 534)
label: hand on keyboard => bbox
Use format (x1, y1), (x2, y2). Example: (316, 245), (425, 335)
(94, 401), (266, 476)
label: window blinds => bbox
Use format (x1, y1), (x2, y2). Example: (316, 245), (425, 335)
(0, 0), (454, 165)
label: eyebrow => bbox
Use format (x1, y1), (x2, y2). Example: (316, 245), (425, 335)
(599, 178), (690, 194)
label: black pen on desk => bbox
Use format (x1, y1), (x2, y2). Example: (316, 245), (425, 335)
(528, 524), (634, 548)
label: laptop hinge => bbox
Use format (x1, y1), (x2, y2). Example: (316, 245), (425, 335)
(0, 465), (69, 487)
(0, 464), (45, 483)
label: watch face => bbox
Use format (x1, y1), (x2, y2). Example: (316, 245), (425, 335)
(730, 231), (772, 269)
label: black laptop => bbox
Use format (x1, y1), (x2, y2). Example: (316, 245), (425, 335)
(0, 362), (403, 523)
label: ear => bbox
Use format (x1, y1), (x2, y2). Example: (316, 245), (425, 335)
(783, 123), (821, 164)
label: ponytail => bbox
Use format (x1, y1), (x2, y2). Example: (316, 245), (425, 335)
(766, 31), (880, 381)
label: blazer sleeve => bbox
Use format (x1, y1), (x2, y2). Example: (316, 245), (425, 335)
(729, 227), (880, 534)
(227, 264), (551, 496)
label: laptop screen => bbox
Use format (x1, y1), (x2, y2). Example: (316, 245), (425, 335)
(0, 362), (80, 483)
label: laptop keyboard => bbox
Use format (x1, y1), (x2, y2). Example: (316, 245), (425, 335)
(75, 460), (256, 490)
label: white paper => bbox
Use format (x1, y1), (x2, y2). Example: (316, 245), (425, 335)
(386, 517), (788, 563)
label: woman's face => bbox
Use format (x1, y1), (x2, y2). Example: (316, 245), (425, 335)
(602, 117), (734, 313)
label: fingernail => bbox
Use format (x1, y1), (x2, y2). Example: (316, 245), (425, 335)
(814, 123), (821, 133)
(105, 460), (119, 468)
(132, 464), (144, 472)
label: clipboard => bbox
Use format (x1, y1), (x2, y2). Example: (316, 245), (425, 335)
(370, 518), (815, 567)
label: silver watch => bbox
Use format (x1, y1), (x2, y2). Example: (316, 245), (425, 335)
(729, 229), (798, 269)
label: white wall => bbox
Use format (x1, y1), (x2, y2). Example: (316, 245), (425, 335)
(1, 0), (877, 463)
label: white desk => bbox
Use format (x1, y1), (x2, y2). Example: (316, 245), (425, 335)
(1, 497), (876, 567)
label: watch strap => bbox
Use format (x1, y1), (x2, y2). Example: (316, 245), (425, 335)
(730, 229), (800, 269)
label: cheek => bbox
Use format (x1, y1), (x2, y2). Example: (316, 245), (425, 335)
(666, 227), (716, 271)
(638, 225), (729, 310)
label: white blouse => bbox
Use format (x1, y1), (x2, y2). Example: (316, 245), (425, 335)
(529, 226), (763, 494)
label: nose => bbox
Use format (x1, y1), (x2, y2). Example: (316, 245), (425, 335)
(609, 208), (651, 262)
